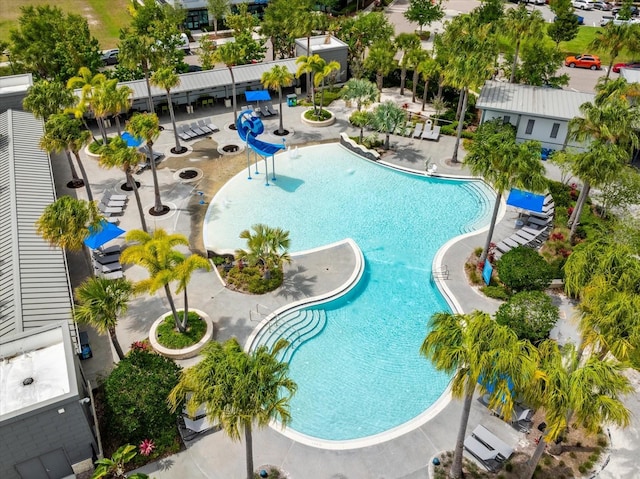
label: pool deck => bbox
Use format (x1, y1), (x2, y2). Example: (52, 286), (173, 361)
(58, 88), (639, 478)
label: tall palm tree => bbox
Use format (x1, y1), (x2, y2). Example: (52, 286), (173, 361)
(407, 48), (430, 104)
(371, 101), (407, 150)
(341, 78), (378, 111)
(118, 32), (157, 113)
(67, 67), (110, 144)
(40, 113), (85, 189)
(291, 7), (327, 98)
(465, 119), (547, 264)
(589, 24), (637, 81)
(394, 33), (421, 96)
(174, 254), (211, 330)
(214, 41), (245, 125)
(120, 228), (189, 332)
(295, 54), (325, 115)
(74, 277), (133, 361)
(313, 58), (340, 117)
(504, 4), (545, 83)
(151, 67), (185, 154)
(261, 65), (294, 135)
(36, 196), (103, 251)
(126, 113), (165, 214)
(235, 224), (291, 278)
(416, 57), (440, 112)
(168, 338), (297, 479)
(350, 110), (373, 144)
(520, 341), (632, 479)
(421, 311), (539, 479)
(106, 82), (133, 136)
(23, 80), (75, 120)
(364, 41), (398, 93)
(98, 137), (148, 232)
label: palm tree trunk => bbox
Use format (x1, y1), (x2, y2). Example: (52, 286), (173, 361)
(359, 126), (364, 144)
(450, 381), (476, 479)
(109, 327), (125, 360)
(181, 287), (189, 330)
(277, 87), (284, 134)
(306, 36), (312, 100)
(422, 79), (429, 111)
(606, 60), (613, 81)
(65, 149), (83, 185)
(479, 193), (502, 264)
(98, 117), (109, 145)
(400, 67), (407, 95)
(148, 141), (164, 213)
(143, 64), (154, 113)
(244, 422), (254, 479)
(510, 39), (521, 83)
(72, 150), (94, 202)
(455, 88), (465, 121)
(522, 436), (547, 479)
(164, 284), (184, 333)
(451, 88), (468, 164)
(412, 69), (419, 103)
(166, 90), (182, 152)
(310, 73), (317, 113)
(271, 36), (277, 61)
(318, 83), (325, 117)
(230, 66), (238, 125)
(115, 115), (122, 136)
(127, 170), (148, 232)
(376, 72), (383, 92)
(81, 117), (98, 144)
(385, 132), (390, 150)
(437, 79), (443, 101)
(568, 182), (590, 240)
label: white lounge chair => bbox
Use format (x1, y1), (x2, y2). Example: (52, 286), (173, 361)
(197, 119), (214, 134)
(98, 203), (124, 216)
(100, 270), (124, 280)
(94, 261), (122, 274)
(101, 198), (126, 208)
(93, 252), (121, 265)
(422, 125), (441, 141)
(413, 122), (424, 139)
(472, 425), (514, 461)
(178, 125), (195, 141)
(189, 122), (206, 137)
(104, 193), (128, 202)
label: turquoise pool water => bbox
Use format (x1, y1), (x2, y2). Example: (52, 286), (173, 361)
(204, 143), (493, 441)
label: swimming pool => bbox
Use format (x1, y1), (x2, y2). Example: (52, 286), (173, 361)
(204, 143), (493, 443)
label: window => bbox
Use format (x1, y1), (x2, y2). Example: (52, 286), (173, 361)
(525, 119), (535, 135)
(503, 115), (511, 125)
(550, 123), (560, 139)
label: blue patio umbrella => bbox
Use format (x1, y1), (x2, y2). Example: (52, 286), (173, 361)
(84, 221), (125, 249)
(506, 188), (545, 213)
(121, 132), (144, 148)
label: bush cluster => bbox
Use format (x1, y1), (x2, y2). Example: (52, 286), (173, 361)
(224, 265), (284, 294)
(497, 247), (554, 292)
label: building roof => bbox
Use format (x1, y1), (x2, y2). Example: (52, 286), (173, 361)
(0, 110), (75, 339)
(476, 81), (595, 121)
(295, 34), (349, 53)
(114, 58), (299, 102)
(0, 73), (32, 96)
(620, 68), (640, 83)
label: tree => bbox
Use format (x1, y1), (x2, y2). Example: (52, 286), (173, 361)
(75, 277), (133, 361)
(261, 65), (294, 135)
(406, 48), (430, 103)
(589, 24), (638, 81)
(421, 311), (538, 479)
(341, 78), (378, 111)
(198, 34), (218, 70)
(349, 110), (374, 144)
(504, 5), (545, 83)
(173, 254), (211, 330)
(394, 33), (421, 96)
(8, 5), (101, 82)
(106, 82), (133, 136)
(36, 197), (102, 251)
(497, 247), (554, 292)
(262, 0), (301, 60)
(495, 291), (559, 344)
(207, 0), (230, 35)
(225, 3), (266, 65)
(235, 224), (292, 278)
(416, 56), (440, 111)
(313, 57), (341, 116)
(364, 42), (398, 93)
(291, 5), (328, 97)
(296, 54), (325, 115)
(521, 341), (632, 479)
(23, 80), (75, 120)
(67, 67), (110, 144)
(120, 229), (189, 333)
(595, 165), (640, 217)
(214, 41), (245, 125)
(168, 338), (297, 479)
(151, 67), (186, 154)
(404, 0), (445, 33)
(91, 444), (149, 479)
(371, 101), (407, 150)
(126, 113), (165, 215)
(464, 119), (547, 264)
(98, 137), (148, 232)
(511, 41), (569, 88)
(547, 10), (579, 48)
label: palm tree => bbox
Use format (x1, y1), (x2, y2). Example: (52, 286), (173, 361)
(118, 32), (157, 113)
(341, 78), (378, 111)
(235, 224), (291, 278)
(504, 4), (545, 83)
(520, 341), (632, 479)
(394, 33), (421, 96)
(120, 228), (189, 332)
(350, 110), (373, 144)
(214, 41), (245, 125)
(313, 58), (340, 117)
(464, 119), (547, 264)
(364, 41), (398, 93)
(407, 48), (430, 104)
(40, 113), (85, 189)
(416, 57), (441, 112)
(106, 81), (133, 136)
(74, 277), (133, 361)
(151, 67), (185, 154)
(23, 80), (75, 120)
(295, 54), (325, 114)
(126, 113), (165, 215)
(421, 311), (539, 479)
(292, 8), (327, 98)
(261, 65), (294, 135)
(589, 24), (637, 81)
(174, 254), (211, 330)
(98, 137), (148, 232)
(36, 196), (103, 251)
(67, 67), (110, 144)
(168, 338), (297, 479)
(371, 101), (407, 150)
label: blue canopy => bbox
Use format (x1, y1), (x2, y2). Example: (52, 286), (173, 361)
(84, 220), (125, 249)
(121, 132), (143, 147)
(245, 90), (271, 102)
(506, 188), (545, 213)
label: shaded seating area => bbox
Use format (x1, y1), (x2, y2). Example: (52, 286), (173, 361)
(464, 425), (514, 472)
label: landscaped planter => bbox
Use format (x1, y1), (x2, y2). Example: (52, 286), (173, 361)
(300, 109), (336, 127)
(148, 308), (214, 359)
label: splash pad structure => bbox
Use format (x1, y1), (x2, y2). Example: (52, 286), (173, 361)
(236, 109), (286, 186)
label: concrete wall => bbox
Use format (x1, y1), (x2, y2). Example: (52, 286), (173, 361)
(0, 397), (96, 479)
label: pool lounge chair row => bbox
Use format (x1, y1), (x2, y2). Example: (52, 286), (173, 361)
(177, 119), (219, 141)
(464, 425), (514, 472)
(98, 193), (128, 218)
(411, 121), (440, 141)
(92, 246), (124, 280)
(254, 104), (278, 118)
(494, 221), (552, 260)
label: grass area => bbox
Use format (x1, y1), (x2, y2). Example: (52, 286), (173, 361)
(0, 0), (131, 49)
(156, 311), (207, 349)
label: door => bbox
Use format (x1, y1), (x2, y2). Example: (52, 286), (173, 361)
(15, 448), (74, 479)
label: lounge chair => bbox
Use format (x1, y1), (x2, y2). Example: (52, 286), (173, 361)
(94, 261), (122, 274)
(101, 197), (126, 208)
(93, 253), (121, 265)
(104, 193), (128, 202)
(178, 125), (195, 141)
(197, 119), (214, 134)
(266, 104), (278, 116)
(495, 241), (512, 255)
(510, 234), (530, 246)
(528, 216), (552, 228)
(464, 435), (498, 462)
(205, 118), (219, 132)
(413, 122), (424, 139)
(472, 425), (514, 461)
(100, 270), (124, 280)
(98, 203), (124, 216)
(98, 245), (121, 256)
(422, 125), (441, 141)
(189, 122), (206, 137)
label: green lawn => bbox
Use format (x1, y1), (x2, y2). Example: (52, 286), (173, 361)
(0, 0), (131, 49)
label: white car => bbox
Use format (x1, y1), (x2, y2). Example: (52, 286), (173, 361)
(613, 16), (640, 25)
(572, 0), (594, 9)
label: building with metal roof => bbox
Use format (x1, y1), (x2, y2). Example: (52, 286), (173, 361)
(0, 109), (77, 344)
(477, 80), (595, 152)
(0, 73), (32, 113)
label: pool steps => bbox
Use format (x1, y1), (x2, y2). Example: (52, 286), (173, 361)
(459, 182), (493, 234)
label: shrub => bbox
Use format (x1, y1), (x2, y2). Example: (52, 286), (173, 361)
(597, 435), (608, 447)
(103, 349), (181, 455)
(543, 455), (552, 465)
(497, 247), (554, 292)
(570, 451), (577, 458)
(461, 130), (476, 140)
(156, 311), (207, 349)
(578, 465), (587, 473)
(495, 290), (559, 343)
(440, 122), (458, 136)
(225, 265), (283, 294)
(481, 285), (510, 300)
(547, 181), (572, 208)
(504, 462), (513, 472)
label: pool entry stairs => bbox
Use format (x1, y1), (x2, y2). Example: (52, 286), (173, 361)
(459, 181), (494, 233)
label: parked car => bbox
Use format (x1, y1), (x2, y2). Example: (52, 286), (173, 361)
(187, 64), (203, 73)
(592, 1), (612, 9)
(565, 54), (601, 70)
(100, 49), (119, 66)
(572, 0), (594, 10)
(613, 16), (640, 25)
(612, 5), (638, 16)
(600, 15), (615, 25)
(612, 60), (640, 73)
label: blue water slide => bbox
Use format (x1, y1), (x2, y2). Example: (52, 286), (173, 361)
(236, 109), (285, 158)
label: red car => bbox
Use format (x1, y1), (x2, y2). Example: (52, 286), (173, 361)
(612, 60), (640, 73)
(565, 54), (602, 70)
